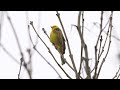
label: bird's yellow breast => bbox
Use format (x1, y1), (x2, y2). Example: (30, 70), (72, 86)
(50, 25), (65, 55)
(50, 30), (60, 45)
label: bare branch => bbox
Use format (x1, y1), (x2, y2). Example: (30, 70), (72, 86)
(77, 11), (83, 79)
(98, 35), (103, 59)
(0, 43), (32, 79)
(93, 11), (104, 79)
(56, 11), (77, 78)
(18, 57), (23, 79)
(0, 43), (20, 64)
(5, 12), (23, 56)
(65, 60), (74, 72)
(42, 27), (75, 74)
(83, 44), (91, 79)
(5, 11), (32, 79)
(117, 73), (120, 79)
(113, 65), (120, 79)
(28, 25), (62, 79)
(75, 11), (91, 79)
(81, 11), (84, 36)
(82, 12), (91, 79)
(96, 11), (113, 78)
(30, 21), (72, 79)
(42, 28), (50, 39)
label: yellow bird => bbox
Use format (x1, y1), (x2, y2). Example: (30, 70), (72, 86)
(50, 25), (66, 65)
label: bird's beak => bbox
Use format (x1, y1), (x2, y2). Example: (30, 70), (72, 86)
(51, 26), (53, 28)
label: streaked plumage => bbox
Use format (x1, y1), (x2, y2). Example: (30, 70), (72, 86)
(50, 25), (66, 65)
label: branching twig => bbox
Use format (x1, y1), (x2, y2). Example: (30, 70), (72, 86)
(6, 12), (23, 55)
(34, 46), (62, 79)
(30, 21), (72, 79)
(28, 25), (62, 79)
(76, 11), (91, 79)
(25, 12), (33, 76)
(0, 43), (32, 79)
(93, 11), (104, 79)
(18, 57), (23, 79)
(56, 11), (77, 78)
(0, 43), (20, 64)
(113, 65), (120, 79)
(117, 73), (120, 79)
(98, 29), (110, 61)
(81, 12), (91, 79)
(83, 44), (91, 79)
(77, 11), (83, 79)
(42, 28), (75, 72)
(96, 11), (113, 78)
(5, 11), (32, 79)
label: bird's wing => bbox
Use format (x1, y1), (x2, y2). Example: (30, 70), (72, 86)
(55, 29), (64, 45)
(55, 28), (66, 54)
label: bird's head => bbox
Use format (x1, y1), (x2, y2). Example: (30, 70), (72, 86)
(51, 25), (59, 31)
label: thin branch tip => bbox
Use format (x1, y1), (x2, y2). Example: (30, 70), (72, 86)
(30, 21), (33, 25)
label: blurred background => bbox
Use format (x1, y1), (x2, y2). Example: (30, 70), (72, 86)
(0, 11), (120, 79)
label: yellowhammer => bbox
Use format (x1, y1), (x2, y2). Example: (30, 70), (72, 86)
(50, 25), (66, 65)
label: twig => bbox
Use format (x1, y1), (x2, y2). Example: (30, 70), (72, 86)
(34, 12), (41, 46)
(34, 46), (62, 79)
(30, 21), (72, 79)
(77, 11), (83, 79)
(97, 24), (112, 78)
(28, 25), (62, 79)
(78, 45), (83, 78)
(102, 18), (110, 31)
(65, 60), (74, 72)
(96, 11), (113, 78)
(56, 11), (77, 78)
(76, 11), (91, 79)
(93, 20), (120, 43)
(42, 28), (50, 39)
(25, 12), (33, 77)
(83, 44), (91, 79)
(0, 43), (32, 79)
(98, 35), (103, 59)
(6, 12), (23, 55)
(117, 73), (120, 79)
(91, 66), (95, 73)
(95, 11), (104, 48)
(98, 29), (110, 60)
(113, 65), (120, 79)
(24, 63), (32, 79)
(18, 57), (23, 79)
(25, 11), (31, 49)
(26, 48), (32, 75)
(42, 28), (75, 73)
(93, 11), (104, 79)
(6, 11), (32, 79)
(81, 11), (91, 79)
(75, 11), (84, 79)
(81, 11), (84, 36)
(0, 43), (20, 64)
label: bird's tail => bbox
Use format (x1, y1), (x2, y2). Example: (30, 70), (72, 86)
(60, 55), (65, 65)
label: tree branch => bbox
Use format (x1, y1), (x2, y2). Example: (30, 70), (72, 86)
(96, 11), (113, 78)
(56, 11), (77, 78)
(30, 21), (72, 79)
(113, 65), (120, 79)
